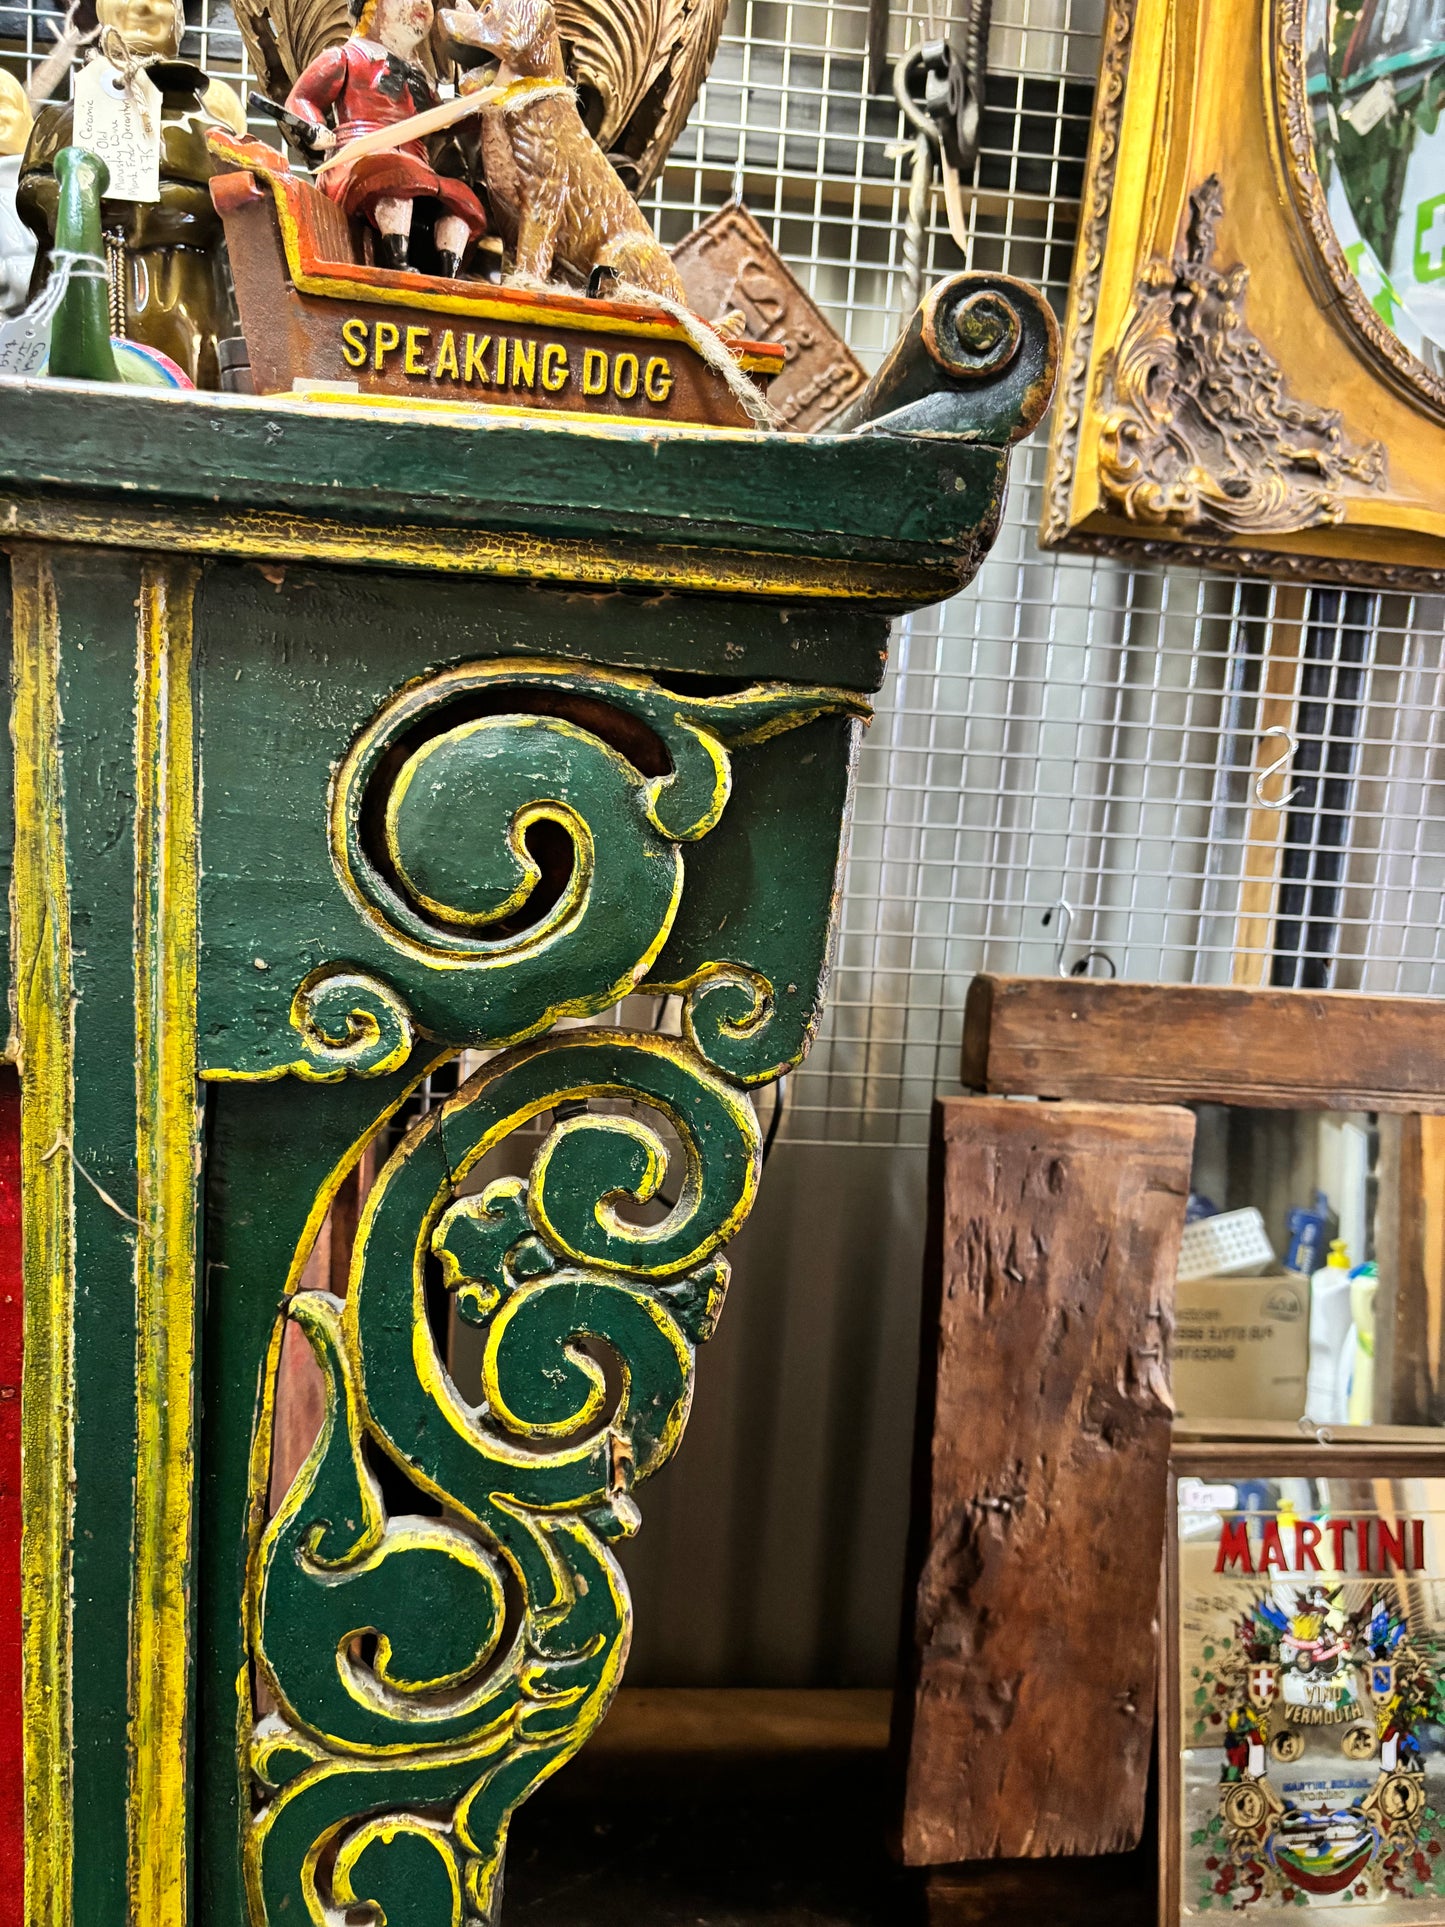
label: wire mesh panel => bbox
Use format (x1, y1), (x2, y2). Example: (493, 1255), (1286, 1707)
(649, 0), (1445, 1145)
(5, 0), (1443, 1148)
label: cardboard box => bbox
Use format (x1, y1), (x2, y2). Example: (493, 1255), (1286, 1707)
(1172, 1272), (1308, 1422)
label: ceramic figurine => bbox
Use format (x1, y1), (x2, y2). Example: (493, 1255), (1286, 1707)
(0, 69), (36, 316)
(284, 0), (488, 275)
(16, 0), (244, 385)
(441, 0), (686, 301)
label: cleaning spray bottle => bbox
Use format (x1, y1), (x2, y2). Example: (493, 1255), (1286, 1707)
(1305, 1239), (1353, 1425)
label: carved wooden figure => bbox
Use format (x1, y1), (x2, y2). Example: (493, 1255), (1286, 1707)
(285, 0), (489, 275)
(441, 0), (686, 299)
(0, 268), (1053, 1927)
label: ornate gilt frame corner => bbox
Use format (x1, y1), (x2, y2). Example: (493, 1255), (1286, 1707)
(1042, 0), (1445, 592)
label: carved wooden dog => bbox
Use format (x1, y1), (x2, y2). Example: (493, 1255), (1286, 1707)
(442, 0), (687, 302)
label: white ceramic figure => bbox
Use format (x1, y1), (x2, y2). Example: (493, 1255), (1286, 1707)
(0, 70), (36, 316)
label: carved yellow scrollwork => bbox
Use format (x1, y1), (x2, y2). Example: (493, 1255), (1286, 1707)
(234, 654), (866, 1925)
(244, 1029), (757, 1926)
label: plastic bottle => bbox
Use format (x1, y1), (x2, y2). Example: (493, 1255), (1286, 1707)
(1285, 1190), (1334, 1277)
(1344, 1264), (1378, 1426)
(1305, 1239), (1353, 1425)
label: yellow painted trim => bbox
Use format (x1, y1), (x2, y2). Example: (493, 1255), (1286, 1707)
(128, 558), (202, 1927)
(0, 494), (944, 602)
(278, 386), (764, 434)
(11, 545), (76, 1927)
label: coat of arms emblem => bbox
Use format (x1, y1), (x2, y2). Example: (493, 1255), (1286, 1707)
(1199, 1579), (1440, 1910)
(1249, 1663), (1279, 1708)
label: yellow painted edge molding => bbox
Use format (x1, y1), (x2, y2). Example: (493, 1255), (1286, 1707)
(0, 497), (954, 604)
(10, 545), (76, 1927)
(128, 558), (202, 1927)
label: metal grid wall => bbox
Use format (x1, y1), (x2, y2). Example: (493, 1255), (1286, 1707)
(6, 0), (1444, 1147)
(651, 0), (1445, 1145)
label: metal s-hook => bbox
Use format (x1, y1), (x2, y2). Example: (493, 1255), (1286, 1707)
(1042, 897), (1117, 979)
(1253, 726), (1301, 810)
(891, 22), (990, 282)
(1042, 896), (1073, 975)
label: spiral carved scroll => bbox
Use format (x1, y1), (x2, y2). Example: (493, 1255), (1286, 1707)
(245, 1031), (758, 1926)
(297, 659), (869, 1068)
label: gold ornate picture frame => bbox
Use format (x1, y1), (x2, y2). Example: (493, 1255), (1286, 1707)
(1043, 0), (1445, 589)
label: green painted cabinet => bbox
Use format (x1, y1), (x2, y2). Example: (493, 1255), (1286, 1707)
(0, 267), (1053, 1927)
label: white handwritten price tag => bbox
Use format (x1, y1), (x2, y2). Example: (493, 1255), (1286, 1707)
(0, 303), (53, 376)
(0, 266), (74, 377)
(73, 57), (162, 204)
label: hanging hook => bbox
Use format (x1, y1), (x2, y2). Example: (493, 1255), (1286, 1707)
(1041, 898), (1073, 977)
(1253, 726), (1301, 811)
(1043, 897), (1117, 979)
(1069, 951), (1118, 980)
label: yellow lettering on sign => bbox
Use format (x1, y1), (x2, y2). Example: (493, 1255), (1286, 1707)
(373, 321), (400, 369)
(404, 326), (430, 376)
(582, 348), (609, 395)
(495, 337), (508, 385)
(433, 330), (459, 380)
(541, 343), (569, 391)
(511, 338), (536, 388)
(464, 334), (492, 383)
(340, 318), (368, 369)
(644, 355), (673, 402)
(612, 351), (639, 399)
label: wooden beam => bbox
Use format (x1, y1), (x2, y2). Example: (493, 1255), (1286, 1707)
(1374, 1115), (1431, 1426)
(1232, 586), (1307, 985)
(895, 1096), (1193, 1864)
(0, 1073), (21, 1923)
(962, 975), (1445, 1111)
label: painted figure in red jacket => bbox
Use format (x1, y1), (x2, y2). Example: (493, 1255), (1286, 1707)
(285, 0), (487, 275)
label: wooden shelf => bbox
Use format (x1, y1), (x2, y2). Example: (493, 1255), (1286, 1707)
(590, 1686), (892, 1755)
(1173, 1418), (1445, 1446)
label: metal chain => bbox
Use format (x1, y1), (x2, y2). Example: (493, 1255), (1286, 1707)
(103, 228), (125, 338)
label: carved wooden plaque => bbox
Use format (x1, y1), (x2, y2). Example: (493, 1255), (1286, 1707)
(672, 203), (867, 433)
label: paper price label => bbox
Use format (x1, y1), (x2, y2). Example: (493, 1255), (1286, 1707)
(1342, 75), (1394, 138)
(0, 302), (54, 377)
(0, 265), (74, 377)
(73, 58), (162, 204)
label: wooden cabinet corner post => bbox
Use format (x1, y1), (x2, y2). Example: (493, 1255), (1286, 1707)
(1, 271), (1055, 1927)
(896, 1095), (1194, 1864)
